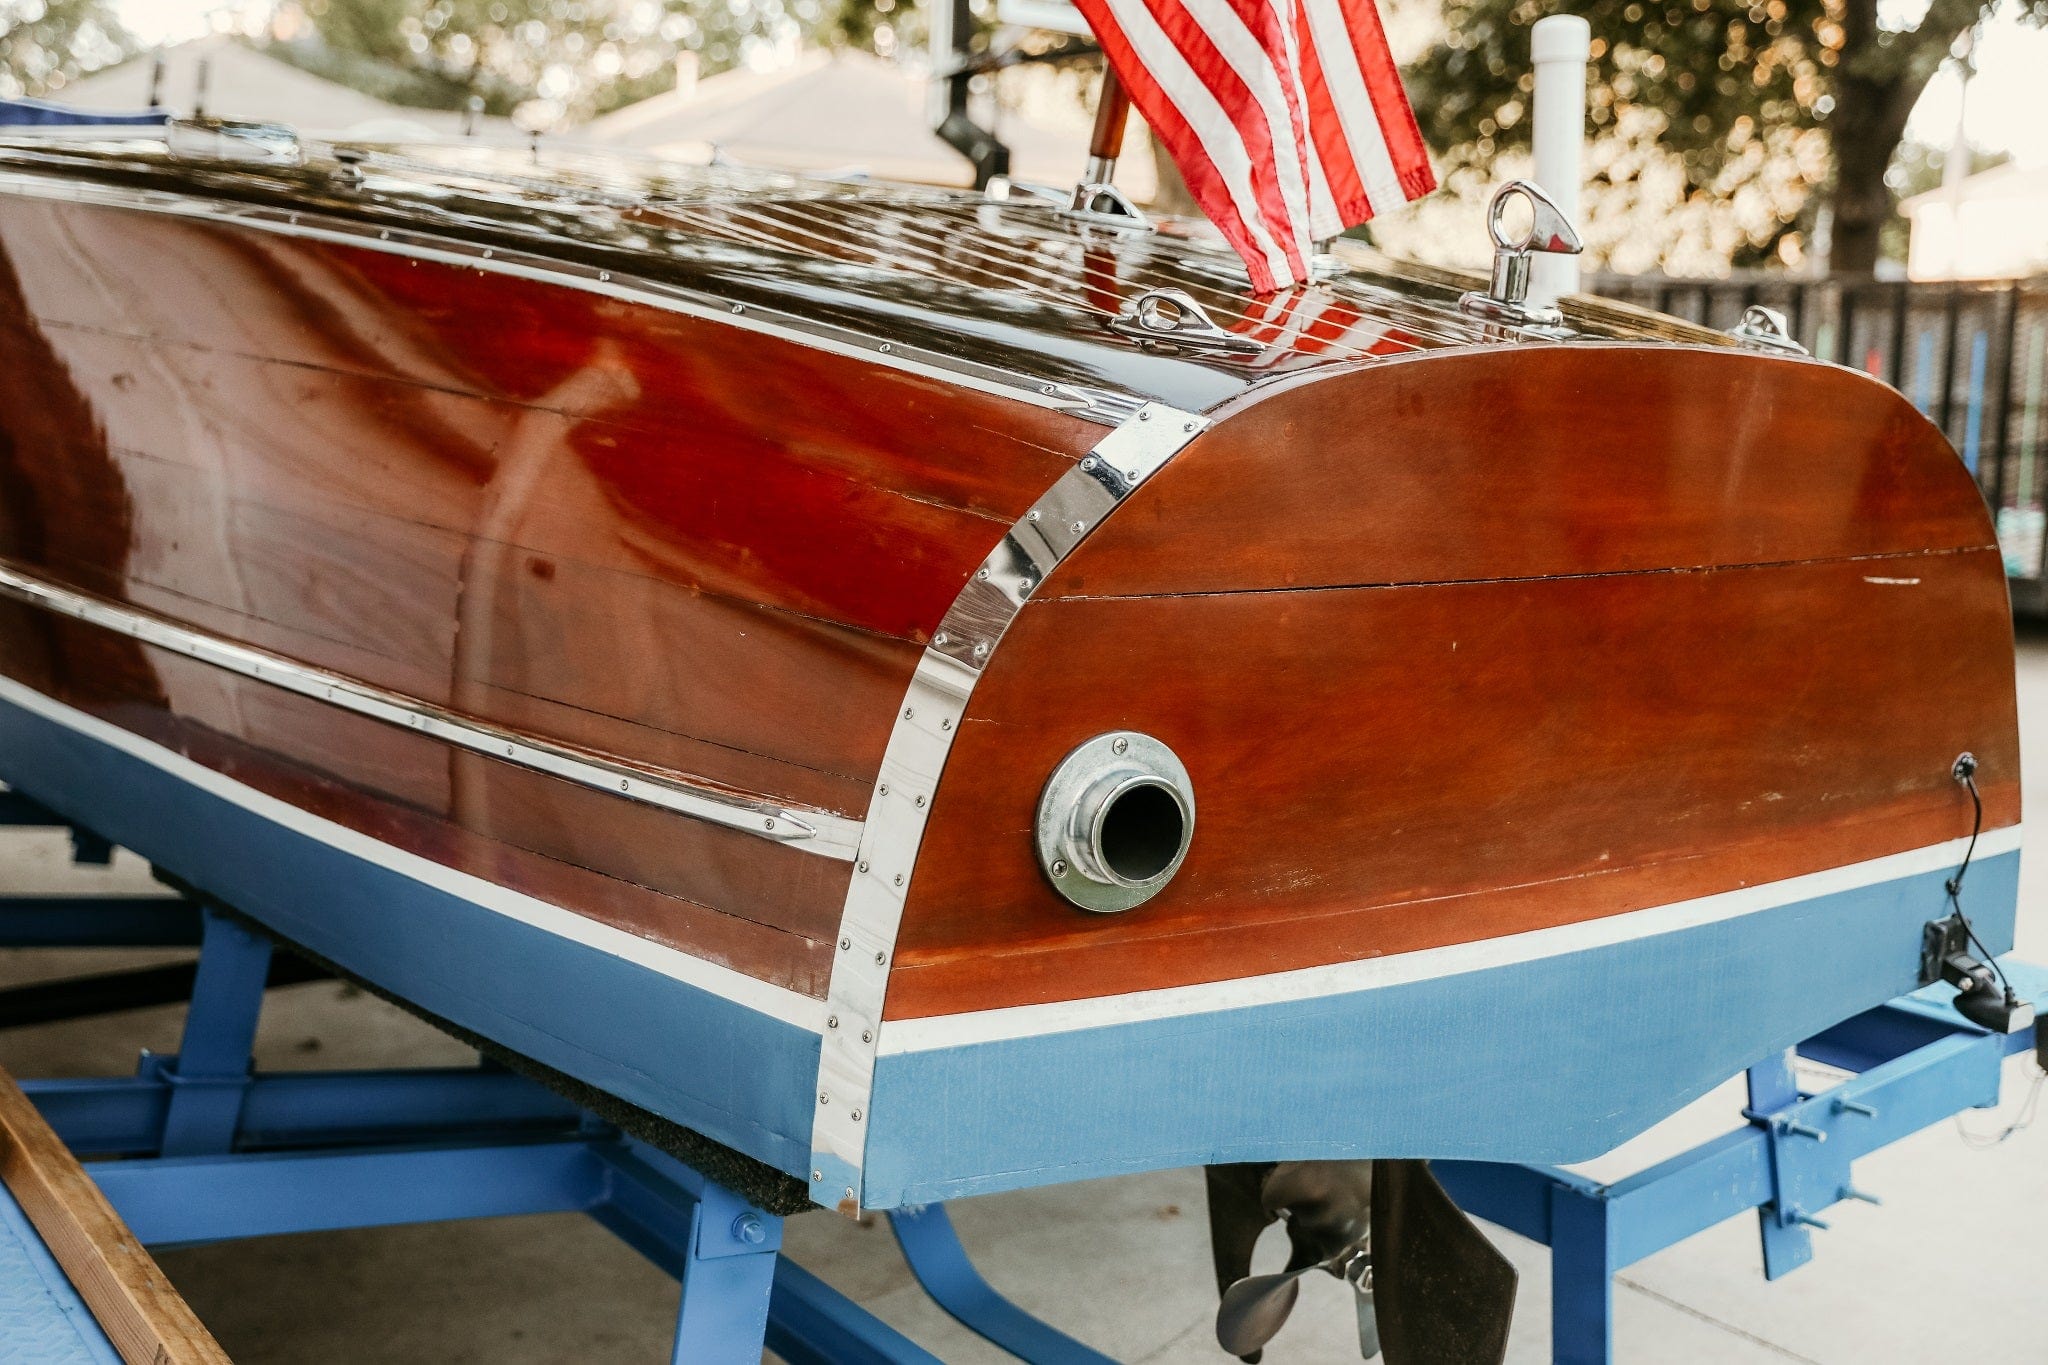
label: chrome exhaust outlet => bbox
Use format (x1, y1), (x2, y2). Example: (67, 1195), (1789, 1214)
(1035, 731), (1195, 913)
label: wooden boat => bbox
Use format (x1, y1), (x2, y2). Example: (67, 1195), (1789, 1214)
(0, 125), (2020, 1224)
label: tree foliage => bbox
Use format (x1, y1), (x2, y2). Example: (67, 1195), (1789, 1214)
(0, 0), (130, 100)
(275, 0), (872, 123)
(1403, 0), (2047, 273)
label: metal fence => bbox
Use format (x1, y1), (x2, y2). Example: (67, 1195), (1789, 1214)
(1590, 273), (2048, 612)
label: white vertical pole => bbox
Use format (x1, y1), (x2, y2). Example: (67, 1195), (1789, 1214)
(1529, 14), (1590, 310)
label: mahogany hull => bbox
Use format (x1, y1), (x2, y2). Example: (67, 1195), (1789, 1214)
(0, 146), (2020, 1210)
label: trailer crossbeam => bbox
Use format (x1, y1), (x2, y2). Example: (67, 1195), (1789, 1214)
(1436, 959), (2048, 1365)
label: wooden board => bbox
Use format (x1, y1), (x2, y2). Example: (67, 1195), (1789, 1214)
(0, 1064), (230, 1365)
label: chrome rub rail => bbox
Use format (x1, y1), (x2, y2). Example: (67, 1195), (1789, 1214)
(808, 401), (1210, 1211)
(0, 562), (865, 860)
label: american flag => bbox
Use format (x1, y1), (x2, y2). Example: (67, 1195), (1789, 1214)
(1070, 0), (1436, 294)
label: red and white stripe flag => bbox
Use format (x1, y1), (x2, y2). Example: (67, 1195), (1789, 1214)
(1071, 0), (1436, 293)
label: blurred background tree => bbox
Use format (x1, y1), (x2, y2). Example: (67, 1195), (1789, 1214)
(0, 0), (130, 98)
(1405, 0), (2045, 274)
(268, 0), (867, 124)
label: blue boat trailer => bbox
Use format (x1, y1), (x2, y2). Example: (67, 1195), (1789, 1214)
(0, 789), (2040, 1365)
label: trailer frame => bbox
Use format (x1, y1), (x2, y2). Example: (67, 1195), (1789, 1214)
(0, 792), (2040, 1364)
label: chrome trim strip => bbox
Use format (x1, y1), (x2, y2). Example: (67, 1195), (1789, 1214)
(0, 562), (864, 860)
(0, 672), (831, 1030)
(0, 168), (1143, 428)
(807, 401), (1209, 1210)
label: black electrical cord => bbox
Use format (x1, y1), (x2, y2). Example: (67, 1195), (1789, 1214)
(1945, 754), (2017, 1006)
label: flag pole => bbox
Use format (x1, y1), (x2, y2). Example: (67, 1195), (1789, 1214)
(1529, 15), (1590, 310)
(1085, 65), (1133, 186)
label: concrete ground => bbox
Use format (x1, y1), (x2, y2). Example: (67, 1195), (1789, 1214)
(3, 634), (2047, 1363)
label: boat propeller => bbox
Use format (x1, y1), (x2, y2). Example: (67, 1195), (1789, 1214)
(1205, 1160), (1517, 1363)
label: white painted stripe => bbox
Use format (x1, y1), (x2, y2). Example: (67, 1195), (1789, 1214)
(1297, 0), (1403, 208)
(0, 674), (828, 1033)
(1263, 0), (1340, 239)
(1098, 0), (1293, 283)
(878, 827), (2021, 1054)
(1186, 0), (1316, 259)
(1287, 0), (1339, 220)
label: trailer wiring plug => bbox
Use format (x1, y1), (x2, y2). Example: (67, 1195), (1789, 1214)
(1919, 753), (2033, 1036)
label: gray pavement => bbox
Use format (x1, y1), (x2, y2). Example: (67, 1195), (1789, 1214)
(2, 630), (2046, 1363)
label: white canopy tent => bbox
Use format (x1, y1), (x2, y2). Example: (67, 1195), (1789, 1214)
(50, 35), (505, 140)
(580, 48), (1156, 199)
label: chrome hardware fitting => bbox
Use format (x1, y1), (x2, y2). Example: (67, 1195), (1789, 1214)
(984, 176), (1069, 207)
(1035, 730), (1195, 913)
(1110, 288), (1262, 355)
(330, 145), (367, 187)
(1061, 178), (1152, 231)
(1728, 304), (1809, 356)
(166, 116), (303, 165)
(1458, 179), (1582, 335)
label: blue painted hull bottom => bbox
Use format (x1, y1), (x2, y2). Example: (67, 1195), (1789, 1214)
(0, 682), (2017, 1210)
(864, 848), (2019, 1207)
(0, 684), (823, 1177)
